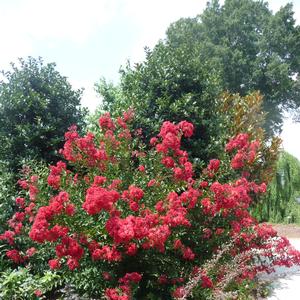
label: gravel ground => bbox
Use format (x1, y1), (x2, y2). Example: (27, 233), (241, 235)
(271, 224), (300, 239)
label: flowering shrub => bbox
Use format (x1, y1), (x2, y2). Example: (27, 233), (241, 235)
(1, 111), (300, 299)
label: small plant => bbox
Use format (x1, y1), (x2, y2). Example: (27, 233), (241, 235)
(0, 267), (61, 300)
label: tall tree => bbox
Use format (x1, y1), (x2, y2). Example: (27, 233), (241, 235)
(165, 0), (300, 134)
(96, 42), (224, 164)
(97, 0), (300, 156)
(0, 57), (87, 172)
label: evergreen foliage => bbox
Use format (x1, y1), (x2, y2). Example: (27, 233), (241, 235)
(254, 151), (300, 223)
(0, 57), (87, 173)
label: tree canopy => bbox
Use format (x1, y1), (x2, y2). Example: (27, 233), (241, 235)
(0, 57), (87, 172)
(96, 41), (224, 164)
(97, 0), (300, 151)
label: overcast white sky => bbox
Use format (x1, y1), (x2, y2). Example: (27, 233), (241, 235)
(0, 0), (300, 159)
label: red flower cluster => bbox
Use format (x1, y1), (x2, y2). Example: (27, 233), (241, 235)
(0, 230), (15, 245)
(173, 239), (195, 260)
(6, 249), (23, 263)
(91, 245), (122, 262)
(83, 186), (120, 215)
(121, 185), (145, 211)
(53, 236), (84, 270)
(226, 133), (260, 169)
(29, 191), (71, 243)
(153, 121), (195, 182)
(47, 161), (66, 189)
(99, 112), (116, 131)
(105, 272), (142, 300)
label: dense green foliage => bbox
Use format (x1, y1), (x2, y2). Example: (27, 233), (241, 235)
(0, 268), (61, 300)
(254, 151), (300, 223)
(96, 38), (225, 165)
(166, 0), (300, 135)
(0, 162), (16, 233)
(0, 57), (87, 173)
(97, 0), (300, 158)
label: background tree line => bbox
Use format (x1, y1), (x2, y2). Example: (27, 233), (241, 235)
(1, 0), (300, 297)
(1, 0), (300, 229)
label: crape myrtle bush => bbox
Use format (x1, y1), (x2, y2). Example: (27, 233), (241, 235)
(1, 110), (300, 299)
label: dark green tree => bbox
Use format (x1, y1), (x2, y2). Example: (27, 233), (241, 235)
(0, 57), (87, 172)
(96, 0), (300, 158)
(165, 0), (300, 134)
(96, 42), (225, 165)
